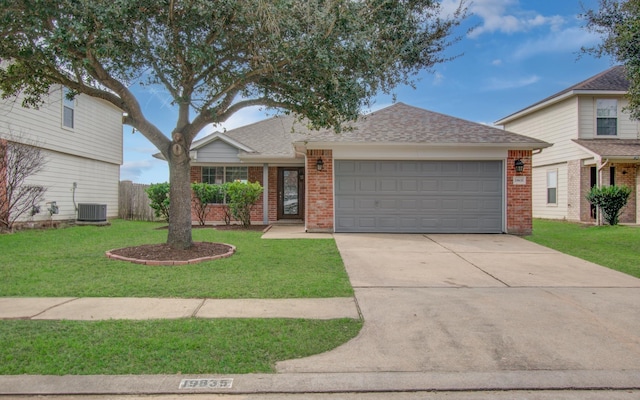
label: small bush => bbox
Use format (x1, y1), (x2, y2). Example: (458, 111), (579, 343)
(225, 181), (264, 227)
(145, 182), (170, 222)
(586, 185), (632, 225)
(191, 182), (226, 226)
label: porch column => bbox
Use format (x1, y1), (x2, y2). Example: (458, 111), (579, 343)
(263, 163), (269, 225)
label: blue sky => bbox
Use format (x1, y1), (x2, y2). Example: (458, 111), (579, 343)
(121, 0), (614, 184)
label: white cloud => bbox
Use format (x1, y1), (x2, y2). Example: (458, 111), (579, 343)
(433, 71), (445, 86)
(120, 159), (162, 182)
(512, 27), (602, 60)
(454, 0), (566, 38)
(484, 74), (540, 90)
(492, 59), (503, 66)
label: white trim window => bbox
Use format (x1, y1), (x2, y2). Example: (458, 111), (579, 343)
(62, 87), (75, 129)
(547, 170), (558, 205)
(596, 99), (617, 136)
(202, 166), (248, 204)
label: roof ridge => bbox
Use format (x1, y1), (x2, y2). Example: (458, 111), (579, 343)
(496, 65), (628, 124)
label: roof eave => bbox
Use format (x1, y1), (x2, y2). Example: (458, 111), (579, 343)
(496, 90), (627, 126)
(296, 141), (552, 151)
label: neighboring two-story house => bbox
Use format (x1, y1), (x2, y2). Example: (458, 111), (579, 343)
(496, 66), (640, 224)
(1, 85), (123, 227)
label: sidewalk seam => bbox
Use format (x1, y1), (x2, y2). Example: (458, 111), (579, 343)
(191, 298), (207, 318)
(29, 297), (79, 319)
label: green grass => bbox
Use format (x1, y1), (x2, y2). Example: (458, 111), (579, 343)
(0, 318), (362, 375)
(0, 220), (353, 298)
(0, 220), (361, 375)
(526, 219), (640, 278)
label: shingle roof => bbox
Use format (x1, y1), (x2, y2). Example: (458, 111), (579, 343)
(573, 139), (640, 158)
(191, 102), (549, 159)
(300, 103), (549, 145)
(497, 66), (629, 124)
(192, 115), (313, 157)
(566, 65), (629, 91)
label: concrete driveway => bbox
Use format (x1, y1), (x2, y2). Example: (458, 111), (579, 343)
(277, 234), (640, 387)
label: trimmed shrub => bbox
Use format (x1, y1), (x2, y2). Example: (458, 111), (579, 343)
(145, 182), (170, 222)
(191, 182), (227, 226)
(586, 185), (632, 225)
(225, 181), (264, 227)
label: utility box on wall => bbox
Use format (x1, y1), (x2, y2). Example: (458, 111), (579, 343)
(77, 203), (107, 222)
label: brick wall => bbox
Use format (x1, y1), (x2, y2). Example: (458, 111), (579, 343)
(580, 165), (596, 222)
(0, 139), (7, 226)
(188, 165), (273, 225)
(506, 150), (533, 235)
(268, 166), (278, 222)
(306, 150), (333, 232)
(567, 160), (581, 221)
(616, 163), (637, 224)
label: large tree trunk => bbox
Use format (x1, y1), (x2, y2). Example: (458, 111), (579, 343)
(166, 140), (193, 250)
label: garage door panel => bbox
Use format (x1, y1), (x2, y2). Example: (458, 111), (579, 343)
(335, 160), (503, 233)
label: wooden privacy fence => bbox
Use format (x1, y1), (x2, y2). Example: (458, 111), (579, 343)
(119, 181), (157, 221)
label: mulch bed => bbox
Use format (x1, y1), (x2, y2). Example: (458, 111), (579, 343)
(157, 225), (269, 232)
(106, 225), (268, 265)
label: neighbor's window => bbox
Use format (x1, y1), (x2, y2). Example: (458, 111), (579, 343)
(201, 166), (248, 203)
(547, 170), (557, 205)
(596, 99), (617, 136)
(62, 87), (75, 129)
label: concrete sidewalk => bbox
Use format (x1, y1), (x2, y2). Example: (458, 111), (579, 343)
(0, 297), (359, 320)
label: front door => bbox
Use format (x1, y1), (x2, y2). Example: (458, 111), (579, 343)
(278, 167), (304, 220)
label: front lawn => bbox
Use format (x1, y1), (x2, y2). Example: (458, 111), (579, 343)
(526, 219), (640, 279)
(0, 220), (360, 375)
(0, 318), (362, 375)
(0, 220), (353, 298)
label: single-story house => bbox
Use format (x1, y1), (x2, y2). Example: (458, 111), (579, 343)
(189, 102), (550, 234)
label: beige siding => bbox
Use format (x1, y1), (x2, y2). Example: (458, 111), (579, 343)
(532, 163), (568, 219)
(503, 97), (589, 167)
(0, 85), (122, 164)
(578, 96), (640, 139)
(16, 149), (120, 223)
(1, 85), (122, 224)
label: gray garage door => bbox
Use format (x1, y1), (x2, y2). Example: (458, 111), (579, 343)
(334, 160), (503, 233)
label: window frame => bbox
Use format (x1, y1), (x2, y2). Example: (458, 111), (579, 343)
(596, 99), (617, 136)
(62, 87), (75, 130)
(201, 166), (248, 204)
(546, 169), (558, 205)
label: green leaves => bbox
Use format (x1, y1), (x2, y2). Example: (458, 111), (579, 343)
(190, 182), (226, 225)
(586, 184), (632, 225)
(145, 182), (171, 222)
(225, 181), (264, 227)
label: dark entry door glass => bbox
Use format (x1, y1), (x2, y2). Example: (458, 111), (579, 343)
(283, 170), (299, 215)
(278, 168), (304, 219)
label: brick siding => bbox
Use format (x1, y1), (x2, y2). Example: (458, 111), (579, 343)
(189, 165), (274, 225)
(506, 150), (533, 235)
(567, 160), (581, 221)
(0, 139), (7, 226)
(305, 150), (334, 232)
(615, 163), (637, 224)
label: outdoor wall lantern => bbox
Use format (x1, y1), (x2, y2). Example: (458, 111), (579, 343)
(316, 158), (324, 171)
(514, 159), (525, 173)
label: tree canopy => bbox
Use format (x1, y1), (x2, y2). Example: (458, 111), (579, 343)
(0, 0), (466, 248)
(582, 0), (640, 119)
